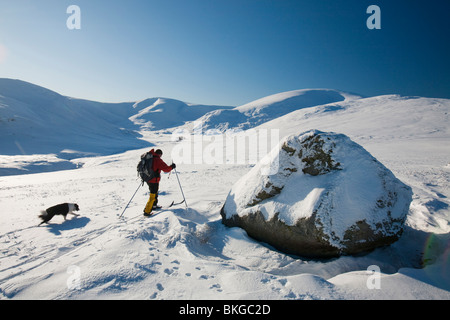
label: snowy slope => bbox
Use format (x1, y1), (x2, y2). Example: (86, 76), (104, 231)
(196, 89), (361, 131)
(0, 84), (449, 300)
(0, 79), (145, 156)
(0, 79), (227, 175)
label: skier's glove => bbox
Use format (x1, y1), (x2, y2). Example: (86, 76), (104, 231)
(171, 163), (176, 169)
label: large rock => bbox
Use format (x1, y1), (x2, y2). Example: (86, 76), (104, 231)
(221, 130), (413, 258)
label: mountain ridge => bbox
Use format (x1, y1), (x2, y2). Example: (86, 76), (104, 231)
(1, 78), (449, 177)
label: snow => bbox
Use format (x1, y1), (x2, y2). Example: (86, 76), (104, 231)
(0, 79), (449, 300)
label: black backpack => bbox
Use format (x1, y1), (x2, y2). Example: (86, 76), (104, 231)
(137, 152), (156, 183)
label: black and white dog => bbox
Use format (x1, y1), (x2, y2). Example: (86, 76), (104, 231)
(39, 203), (80, 225)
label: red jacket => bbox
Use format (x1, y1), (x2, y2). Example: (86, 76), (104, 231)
(148, 149), (173, 183)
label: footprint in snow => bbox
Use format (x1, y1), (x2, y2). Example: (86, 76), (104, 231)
(164, 268), (174, 275)
(278, 278), (288, 286)
(210, 284), (222, 292)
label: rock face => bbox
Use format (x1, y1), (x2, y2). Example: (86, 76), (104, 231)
(221, 130), (413, 258)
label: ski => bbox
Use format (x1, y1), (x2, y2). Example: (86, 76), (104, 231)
(168, 199), (185, 207)
(166, 201), (175, 208)
(141, 200), (186, 218)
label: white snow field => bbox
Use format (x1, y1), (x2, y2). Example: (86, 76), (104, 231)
(0, 79), (449, 300)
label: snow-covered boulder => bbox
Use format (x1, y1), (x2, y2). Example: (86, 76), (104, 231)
(221, 130), (413, 258)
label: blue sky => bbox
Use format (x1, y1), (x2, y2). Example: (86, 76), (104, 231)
(0, 0), (448, 106)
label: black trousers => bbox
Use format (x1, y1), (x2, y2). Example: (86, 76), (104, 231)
(146, 182), (159, 206)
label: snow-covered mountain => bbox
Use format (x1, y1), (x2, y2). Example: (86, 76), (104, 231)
(0, 79), (144, 156)
(0, 79), (228, 175)
(196, 89), (361, 131)
(0, 79), (449, 300)
(131, 97), (233, 131)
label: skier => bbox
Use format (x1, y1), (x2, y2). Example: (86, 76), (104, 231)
(143, 149), (176, 216)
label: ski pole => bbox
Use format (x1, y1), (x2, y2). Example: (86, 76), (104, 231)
(168, 158), (173, 179)
(119, 182), (142, 218)
(174, 168), (188, 208)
